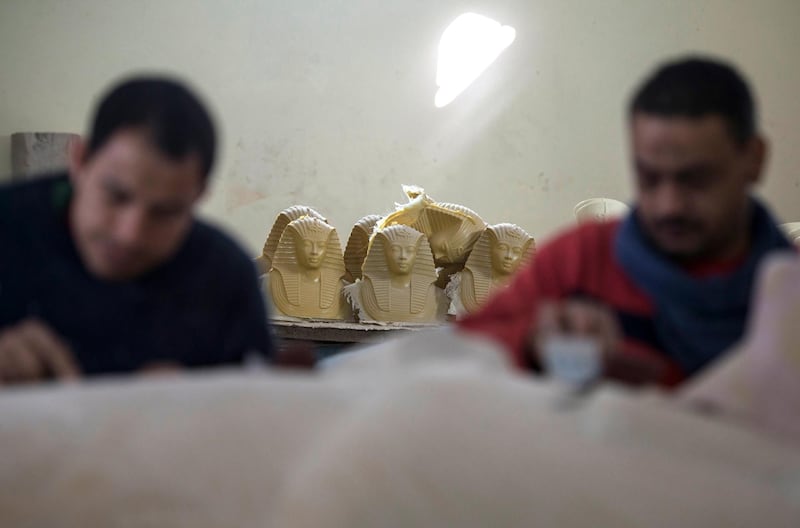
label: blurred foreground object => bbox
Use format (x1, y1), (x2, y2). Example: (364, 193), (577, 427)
(1, 324), (799, 526)
(680, 252), (800, 443)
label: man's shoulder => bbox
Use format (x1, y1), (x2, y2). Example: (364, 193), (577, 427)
(183, 219), (258, 277)
(0, 174), (70, 250)
(539, 219), (622, 258)
(0, 173), (69, 219)
(0, 172), (69, 194)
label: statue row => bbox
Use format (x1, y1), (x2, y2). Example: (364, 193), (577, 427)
(256, 186), (536, 323)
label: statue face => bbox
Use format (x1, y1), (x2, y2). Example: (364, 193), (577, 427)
(491, 239), (525, 276)
(295, 231), (329, 270)
(385, 239), (419, 275)
(428, 231), (463, 264)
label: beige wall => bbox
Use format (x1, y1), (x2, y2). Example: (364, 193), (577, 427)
(1, 0), (798, 253)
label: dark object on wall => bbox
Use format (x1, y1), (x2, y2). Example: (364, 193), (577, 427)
(11, 132), (80, 180)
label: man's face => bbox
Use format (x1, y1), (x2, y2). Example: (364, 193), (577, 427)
(385, 240), (418, 276)
(69, 128), (205, 281)
(295, 232), (329, 270)
(631, 113), (764, 261)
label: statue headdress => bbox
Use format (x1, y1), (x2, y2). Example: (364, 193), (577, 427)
(343, 214), (382, 283)
(261, 205), (327, 262)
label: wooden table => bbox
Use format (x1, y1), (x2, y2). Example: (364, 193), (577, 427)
(271, 318), (442, 346)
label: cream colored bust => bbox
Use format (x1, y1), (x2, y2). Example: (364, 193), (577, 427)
(343, 214), (381, 283)
(378, 186), (486, 269)
(574, 198), (629, 224)
(255, 206), (327, 276)
(356, 225), (441, 323)
(451, 223), (535, 315)
(268, 216), (347, 320)
(414, 202), (487, 269)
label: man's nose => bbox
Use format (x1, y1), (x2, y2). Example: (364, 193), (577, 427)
(113, 208), (149, 246)
(654, 182), (690, 217)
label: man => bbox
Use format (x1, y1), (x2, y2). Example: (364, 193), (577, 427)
(0, 77), (274, 383)
(459, 56), (794, 387)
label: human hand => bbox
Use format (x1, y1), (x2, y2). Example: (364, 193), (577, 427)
(273, 341), (317, 370)
(534, 300), (622, 359)
(531, 300), (664, 386)
(0, 319), (82, 385)
(138, 361), (183, 377)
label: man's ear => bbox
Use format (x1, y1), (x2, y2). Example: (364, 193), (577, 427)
(67, 135), (87, 184)
(746, 135), (768, 186)
(196, 177), (209, 201)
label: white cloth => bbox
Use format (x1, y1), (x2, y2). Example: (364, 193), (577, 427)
(3, 257), (800, 528)
(1, 365), (799, 526)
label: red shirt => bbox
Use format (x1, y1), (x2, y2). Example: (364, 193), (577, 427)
(458, 220), (686, 387)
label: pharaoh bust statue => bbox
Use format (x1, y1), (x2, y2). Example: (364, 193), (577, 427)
(413, 202), (487, 269)
(379, 186), (486, 269)
(574, 198), (629, 225)
(343, 214), (382, 284)
(255, 206), (327, 276)
(449, 223), (535, 315)
(351, 225), (442, 323)
(268, 216), (347, 320)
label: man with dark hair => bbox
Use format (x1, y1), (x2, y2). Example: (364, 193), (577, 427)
(0, 77), (274, 383)
(459, 56), (794, 386)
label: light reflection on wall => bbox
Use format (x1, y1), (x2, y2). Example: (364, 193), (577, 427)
(435, 13), (516, 108)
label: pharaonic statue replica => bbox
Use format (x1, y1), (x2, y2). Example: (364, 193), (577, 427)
(573, 198), (629, 225)
(379, 185), (487, 287)
(447, 223), (535, 315)
(346, 225), (445, 323)
(267, 216), (348, 320)
(414, 202), (486, 267)
(343, 214), (382, 284)
(255, 205), (327, 275)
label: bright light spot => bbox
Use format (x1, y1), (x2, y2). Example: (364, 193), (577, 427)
(435, 13), (516, 108)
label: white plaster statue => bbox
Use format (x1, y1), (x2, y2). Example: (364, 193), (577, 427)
(448, 223), (535, 315)
(780, 222), (800, 246)
(255, 205), (327, 275)
(267, 216), (347, 320)
(574, 198), (630, 224)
